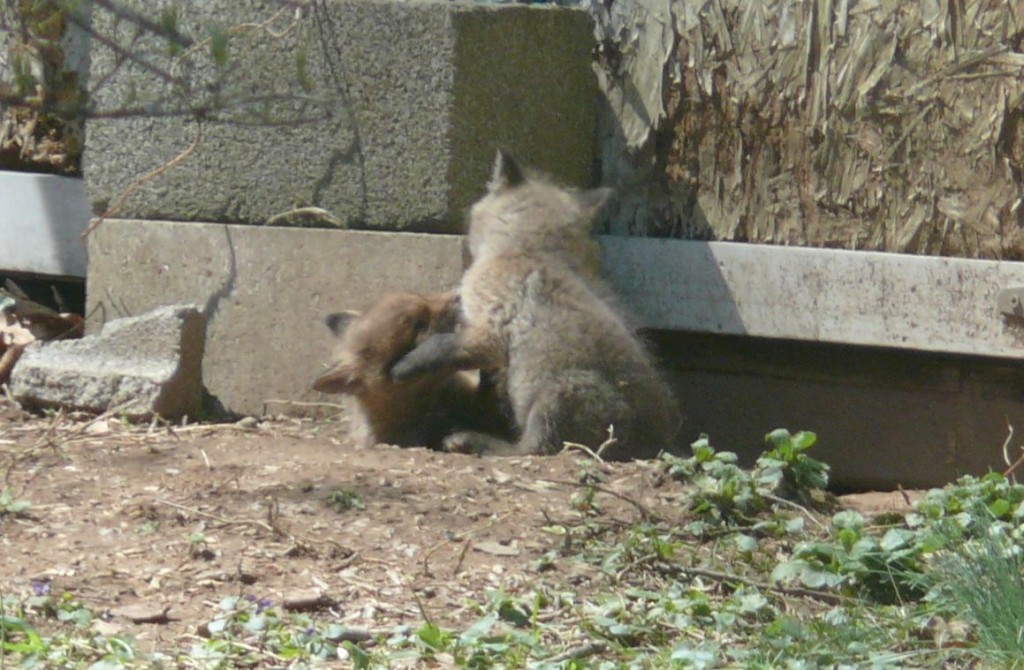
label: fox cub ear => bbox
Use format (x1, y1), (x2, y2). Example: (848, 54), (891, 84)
(488, 147), (526, 193)
(576, 187), (614, 217)
(311, 363), (362, 394)
(324, 311), (360, 337)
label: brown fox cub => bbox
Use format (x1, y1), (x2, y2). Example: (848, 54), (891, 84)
(312, 291), (513, 450)
(391, 150), (681, 460)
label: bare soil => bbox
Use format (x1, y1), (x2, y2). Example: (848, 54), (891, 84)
(0, 398), (913, 656)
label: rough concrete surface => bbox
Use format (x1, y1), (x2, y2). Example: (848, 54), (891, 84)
(86, 219), (467, 417)
(82, 0), (598, 232)
(10, 305), (206, 420)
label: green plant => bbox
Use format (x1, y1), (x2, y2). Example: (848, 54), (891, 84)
(758, 429), (830, 505)
(663, 429), (830, 527)
(772, 510), (930, 603)
(325, 487), (365, 512)
(911, 472), (1024, 531)
(7, 431), (1017, 669)
(931, 515), (1024, 668)
(0, 487), (30, 518)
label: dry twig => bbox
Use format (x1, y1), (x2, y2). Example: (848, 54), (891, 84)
(546, 641), (610, 663)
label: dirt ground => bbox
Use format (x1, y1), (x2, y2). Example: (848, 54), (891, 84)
(0, 397), (915, 657)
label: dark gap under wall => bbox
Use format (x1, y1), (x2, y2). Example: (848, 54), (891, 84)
(1, 272), (86, 316)
(646, 329), (1024, 491)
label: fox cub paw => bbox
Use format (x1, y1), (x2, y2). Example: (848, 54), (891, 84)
(442, 431), (523, 457)
(442, 432), (478, 455)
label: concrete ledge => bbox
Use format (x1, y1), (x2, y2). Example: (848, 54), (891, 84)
(597, 236), (1024, 488)
(0, 172), (90, 278)
(86, 219), (466, 416)
(601, 237), (1024, 359)
(83, 0), (597, 231)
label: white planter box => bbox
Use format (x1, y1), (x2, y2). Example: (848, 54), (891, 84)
(0, 170), (90, 278)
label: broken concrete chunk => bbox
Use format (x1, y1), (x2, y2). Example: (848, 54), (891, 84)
(9, 305), (206, 420)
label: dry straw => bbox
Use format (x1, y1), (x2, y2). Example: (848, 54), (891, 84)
(596, 0), (1024, 258)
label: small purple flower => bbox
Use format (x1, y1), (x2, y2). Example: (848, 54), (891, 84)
(304, 625), (316, 637)
(244, 594), (272, 613)
(31, 580), (51, 597)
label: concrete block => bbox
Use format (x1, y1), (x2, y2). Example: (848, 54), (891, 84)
(82, 0), (598, 232)
(600, 237), (1024, 359)
(86, 219), (467, 417)
(10, 305), (205, 420)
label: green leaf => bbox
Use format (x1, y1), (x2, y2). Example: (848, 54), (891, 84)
(879, 528), (912, 553)
(416, 621), (451, 650)
(206, 617), (228, 635)
(160, 8), (182, 56)
(691, 437), (715, 462)
(785, 516), (806, 534)
(765, 428), (792, 446)
(736, 592), (769, 614)
(295, 47), (313, 93)
(798, 567), (834, 589)
(791, 431), (818, 452)
(989, 498), (1011, 519)
(771, 559), (807, 583)
(831, 510), (865, 531)
(218, 596), (239, 611)
(244, 613), (267, 633)
(497, 600), (531, 628)
(342, 640), (371, 669)
(671, 643), (718, 668)
(57, 607), (92, 627)
(460, 613), (497, 645)
(208, 24), (229, 67)
(734, 534), (759, 554)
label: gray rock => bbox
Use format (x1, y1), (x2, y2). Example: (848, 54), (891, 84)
(10, 305), (206, 420)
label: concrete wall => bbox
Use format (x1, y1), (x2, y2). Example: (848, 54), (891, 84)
(83, 0), (598, 232)
(86, 218), (1024, 489)
(86, 220), (466, 417)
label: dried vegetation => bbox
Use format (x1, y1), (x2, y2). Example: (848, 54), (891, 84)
(595, 0), (1024, 258)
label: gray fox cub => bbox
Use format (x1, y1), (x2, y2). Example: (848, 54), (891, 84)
(391, 151), (680, 460)
(312, 291), (513, 450)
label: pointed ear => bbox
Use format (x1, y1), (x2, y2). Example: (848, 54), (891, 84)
(311, 363), (363, 394)
(488, 147), (525, 193)
(576, 187), (613, 217)
(324, 311), (359, 337)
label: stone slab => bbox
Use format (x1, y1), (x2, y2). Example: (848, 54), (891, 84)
(0, 172), (90, 278)
(10, 305), (205, 420)
(601, 236), (1024, 359)
(82, 0), (598, 232)
(86, 219), (467, 416)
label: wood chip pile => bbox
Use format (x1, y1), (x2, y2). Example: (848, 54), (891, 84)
(594, 0), (1024, 259)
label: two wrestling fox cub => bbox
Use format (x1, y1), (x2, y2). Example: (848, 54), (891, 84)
(313, 150), (680, 460)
